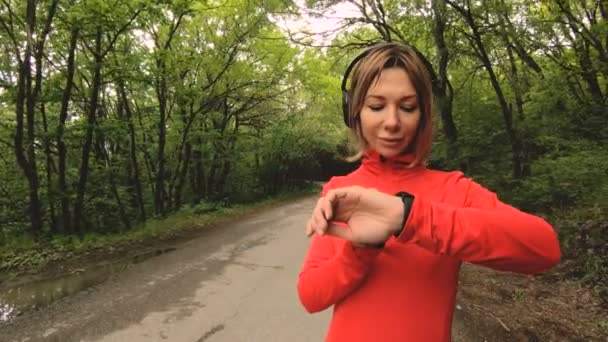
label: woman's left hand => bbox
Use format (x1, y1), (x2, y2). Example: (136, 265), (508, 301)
(305, 186), (404, 246)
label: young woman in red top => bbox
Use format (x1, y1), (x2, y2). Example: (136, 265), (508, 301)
(298, 42), (561, 341)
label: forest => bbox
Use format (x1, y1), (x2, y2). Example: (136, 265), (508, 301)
(0, 0), (606, 304)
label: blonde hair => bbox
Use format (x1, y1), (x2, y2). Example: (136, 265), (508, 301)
(344, 43), (434, 167)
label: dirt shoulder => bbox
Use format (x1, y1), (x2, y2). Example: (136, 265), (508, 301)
(456, 263), (608, 341)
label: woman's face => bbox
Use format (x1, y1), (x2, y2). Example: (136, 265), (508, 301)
(360, 67), (421, 158)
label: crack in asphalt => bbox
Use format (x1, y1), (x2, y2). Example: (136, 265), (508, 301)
(196, 323), (225, 342)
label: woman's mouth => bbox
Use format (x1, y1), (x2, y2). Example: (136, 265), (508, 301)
(379, 138), (403, 146)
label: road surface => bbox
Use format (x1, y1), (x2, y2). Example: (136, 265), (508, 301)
(1, 196), (476, 342)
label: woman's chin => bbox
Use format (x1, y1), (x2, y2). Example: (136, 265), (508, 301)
(375, 146), (404, 158)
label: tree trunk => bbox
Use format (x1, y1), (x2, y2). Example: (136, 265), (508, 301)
(208, 100), (233, 199)
(98, 134), (131, 231)
(191, 139), (206, 203)
(13, 0), (43, 236)
(154, 67), (168, 215)
(132, 97), (157, 201)
(431, 0), (458, 161)
(555, 0), (608, 67)
(118, 80), (146, 222)
(446, 0), (523, 178)
(109, 174), (131, 230)
(152, 13), (184, 215)
(190, 149), (202, 202)
(506, 42), (530, 177)
(173, 142), (192, 209)
(473, 34), (523, 179)
(216, 119), (239, 197)
(74, 27), (103, 233)
(57, 26), (79, 234)
(207, 152), (219, 199)
(170, 102), (199, 209)
(41, 102), (58, 232)
(576, 39), (604, 103)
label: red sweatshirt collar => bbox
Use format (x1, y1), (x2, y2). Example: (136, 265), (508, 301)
(361, 149), (424, 175)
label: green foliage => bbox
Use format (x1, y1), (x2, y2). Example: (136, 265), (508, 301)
(510, 145), (608, 211)
(0, 0), (606, 301)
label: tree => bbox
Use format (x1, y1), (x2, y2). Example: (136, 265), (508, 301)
(1, 0), (58, 235)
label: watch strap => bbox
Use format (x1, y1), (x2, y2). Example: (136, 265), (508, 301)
(394, 191), (414, 238)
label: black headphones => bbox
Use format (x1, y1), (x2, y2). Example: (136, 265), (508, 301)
(340, 42), (436, 128)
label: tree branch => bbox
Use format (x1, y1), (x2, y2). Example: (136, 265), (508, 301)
(0, 1), (22, 63)
(102, 6), (144, 57)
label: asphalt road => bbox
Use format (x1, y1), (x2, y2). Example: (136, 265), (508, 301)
(1, 196), (476, 342)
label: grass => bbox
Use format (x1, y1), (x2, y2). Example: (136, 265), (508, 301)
(0, 186), (321, 276)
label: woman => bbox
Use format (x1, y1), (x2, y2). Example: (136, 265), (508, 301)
(297, 42), (561, 341)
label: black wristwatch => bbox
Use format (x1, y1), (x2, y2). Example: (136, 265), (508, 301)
(394, 191), (415, 238)
(357, 191), (415, 249)
(358, 191), (415, 249)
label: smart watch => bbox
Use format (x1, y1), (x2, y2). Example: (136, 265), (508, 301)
(358, 191), (415, 249)
(394, 191), (415, 238)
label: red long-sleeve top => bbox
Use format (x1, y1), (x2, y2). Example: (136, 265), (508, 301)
(297, 150), (561, 341)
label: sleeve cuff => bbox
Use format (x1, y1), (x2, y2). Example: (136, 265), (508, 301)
(340, 241), (382, 268)
(395, 195), (422, 243)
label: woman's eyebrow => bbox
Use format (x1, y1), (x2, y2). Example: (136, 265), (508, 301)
(366, 94), (418, 101)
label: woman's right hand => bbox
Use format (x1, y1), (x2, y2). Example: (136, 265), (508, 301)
(305, 186), (404, 246)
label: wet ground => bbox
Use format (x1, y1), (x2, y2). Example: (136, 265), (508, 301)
(0, 198), (332, 341)
(0, 196), (606, 341)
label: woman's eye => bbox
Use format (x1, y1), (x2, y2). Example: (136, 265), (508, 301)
(367, 104), (417, 112)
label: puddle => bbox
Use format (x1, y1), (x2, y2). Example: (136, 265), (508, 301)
(1, 303), (15, 322)
(0, 247), (176, 324)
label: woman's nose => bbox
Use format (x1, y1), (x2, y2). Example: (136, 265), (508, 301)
(383, 105), (401, 130)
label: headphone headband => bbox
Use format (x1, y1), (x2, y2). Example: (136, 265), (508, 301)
(341, 42), (436, 128)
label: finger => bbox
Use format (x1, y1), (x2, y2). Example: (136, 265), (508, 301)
(305, 218), (313, 237)
(307, 198), (326, 237)
(314, 218), (327, 236)
(325, 188), (349, 206)
(306, 218), (321, 237)
(325, 190), (349, 220)
(314, 198), (328, 224)
(325, 222), (353, 241)
(314, 207), (328, 230)
(311, 214), (327, 236)
(321, 197), (333, 221)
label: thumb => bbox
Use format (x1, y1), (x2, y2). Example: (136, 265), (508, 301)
(326, 222), (353, 241)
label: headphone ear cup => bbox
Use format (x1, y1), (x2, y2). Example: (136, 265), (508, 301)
(342, 91), (351, 127)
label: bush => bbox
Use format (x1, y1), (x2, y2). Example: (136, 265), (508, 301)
(554, 205), (608, 304)
(509, 145), (608, 212)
